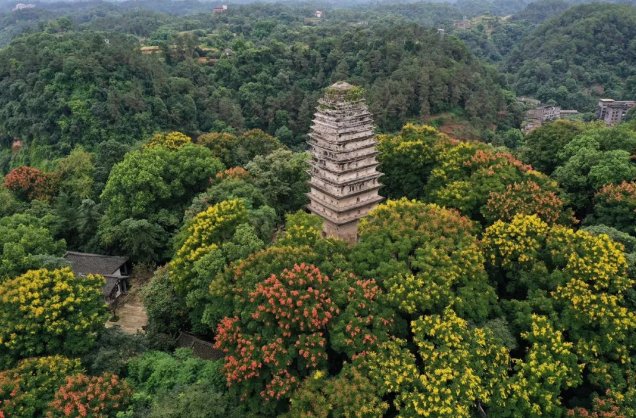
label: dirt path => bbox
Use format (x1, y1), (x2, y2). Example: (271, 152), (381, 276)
(106, 297), (148, 334)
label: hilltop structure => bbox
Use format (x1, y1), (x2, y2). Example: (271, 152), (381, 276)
(597, 99), (635, 125)
(307, 82), (383, 243)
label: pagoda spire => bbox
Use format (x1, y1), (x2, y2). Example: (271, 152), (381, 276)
(307, 82), (384, 243)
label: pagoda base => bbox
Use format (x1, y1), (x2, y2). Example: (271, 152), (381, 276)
(323, 219), (359, 245)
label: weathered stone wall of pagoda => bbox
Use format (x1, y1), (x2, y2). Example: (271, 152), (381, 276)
(307, 81), (383, 244)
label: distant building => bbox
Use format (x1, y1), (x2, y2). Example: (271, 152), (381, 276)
(140, 46), (161, 55)
(63, 252), (131, 304)
(437, 28), (445, 37)
(314, 10), (323, 18)
(596, 99), (636, 126)
(522, 104), (579, 133)
(307, 82), (384, 244)
(213, 4), (228, 13)
(13, 3), (35, 11)
(453, 17), (471, 30)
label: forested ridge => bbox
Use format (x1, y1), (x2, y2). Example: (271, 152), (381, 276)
(1, 1), (636, 417)
(505, 3), (636, 110)
(0, 6), (512, 168)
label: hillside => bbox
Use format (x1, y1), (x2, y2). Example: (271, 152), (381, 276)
(0, 9), (512, 168)
(504, 3), (636, 110)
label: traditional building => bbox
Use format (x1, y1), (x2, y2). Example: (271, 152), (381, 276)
(597, 99), (636, 126)
(307, 82), (383, 244)
(63, 251), (131, 304)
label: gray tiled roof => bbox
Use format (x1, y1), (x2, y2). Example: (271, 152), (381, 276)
(176, 332), (224, 360)
(63, 251), (129, 277)
(103, 276), (121, 298)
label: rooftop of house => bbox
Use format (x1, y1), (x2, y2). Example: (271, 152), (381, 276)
(176, 332), (224, 360)
(64, 251), (129, 277)
(103, 276), (121, 298)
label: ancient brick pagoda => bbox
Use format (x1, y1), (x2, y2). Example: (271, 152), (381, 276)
(307, 82), (383, 243)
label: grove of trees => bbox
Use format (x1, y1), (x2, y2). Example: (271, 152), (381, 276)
(2, 1), (636, 416)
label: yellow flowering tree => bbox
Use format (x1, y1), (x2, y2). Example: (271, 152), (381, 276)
(352, 198), (496, 322)
(145, 131), (192, 149)
(483, 214), (636, 401)
(491, 315), (582, 417)
(0, 268), (107, 367)
(168, 199), (263, 333)
(170, 199), (249, 292)
(361, 308), (510, 417)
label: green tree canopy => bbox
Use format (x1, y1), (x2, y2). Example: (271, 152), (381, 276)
(99, 143), (223, 262)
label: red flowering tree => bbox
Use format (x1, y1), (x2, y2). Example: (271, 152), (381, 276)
(328, 271), (394, 358)
(0, 356), (82, 418)
(3, 166), (56, 201)
(214, 264), (391, 410)
(215, 264), (338, 404)
(46, 373), (132, 418)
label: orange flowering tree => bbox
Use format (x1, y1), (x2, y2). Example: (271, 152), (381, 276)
(47, 373), (132, 418)
(214, 264), (391, 411)
(568, 390), (629, 418)
(0, 356), (82, 417)
(214, 264), (338, 406)
(482, 178), (576, 225)
(589, 181), (636, 234)
(206, 212), (350, 330)
(3, 166), (56, 201)
(425, 141), (541, 221)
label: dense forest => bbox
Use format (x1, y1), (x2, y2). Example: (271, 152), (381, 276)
(2, 0), (636, 417)
(504, 3), (636, 110)
(0, 4), (513, 168)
